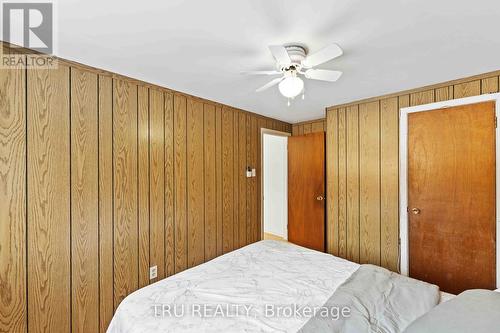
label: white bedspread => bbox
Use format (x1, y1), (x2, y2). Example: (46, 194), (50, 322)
(108, 240), (359, 333)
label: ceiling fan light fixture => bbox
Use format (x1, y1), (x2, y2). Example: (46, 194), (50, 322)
(278, 76), (304, 98)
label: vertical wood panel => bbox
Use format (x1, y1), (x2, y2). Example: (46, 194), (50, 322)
(337, 108), (348, 258)
(380, 97), (399, 272)
(164, 92), (175, 276)
(238, 113), (248, 247)
(0, 58), (26, 333)
(410, 89), (435, 106)
(28, 63), (71, 332)
(292, 125), (299, 136)
(247, 116), (259, 243)
(454, 80), (481, 98)
(71, 68), (99, 333)
(346, 106), (359, 262)
(481, 77), (499, 94)
(150, 89), (165, 279)
(311, 121), (324, 132)
(173, 94), (187, 273)
(98, 75), (113, 333)
(326, 109), (338, 255)
(233, 110), (240, 249)
(435, 86), (453, 102)
(215, 106), (223, 256)
(204, 104), (217, 260)
(222, 107), (234, 252)
(359, 101), (380, 265)
(303, 123), (312, 134)
(112, 79), (138, 308)
(137, 86), (150, 288)
(187, 98), (205, 267)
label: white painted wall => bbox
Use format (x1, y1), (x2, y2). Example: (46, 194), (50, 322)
(263, 134), (288, 239)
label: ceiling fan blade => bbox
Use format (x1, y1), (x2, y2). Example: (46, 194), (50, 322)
(269, 45), (291, 65)
(304, 69), (343, 82)
(256, 77), (284, 92)
(302, 43), (343, 68)
(241, 70), (281, 75)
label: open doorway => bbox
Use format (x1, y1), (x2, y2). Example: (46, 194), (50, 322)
(261, 129), (290, 241)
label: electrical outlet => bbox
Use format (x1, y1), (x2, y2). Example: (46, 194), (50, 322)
(150, 265), (157, 280)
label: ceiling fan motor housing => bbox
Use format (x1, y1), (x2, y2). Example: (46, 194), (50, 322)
(279, 45), (307, 72)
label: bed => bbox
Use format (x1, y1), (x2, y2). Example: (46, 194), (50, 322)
(107, 240), (444, 333)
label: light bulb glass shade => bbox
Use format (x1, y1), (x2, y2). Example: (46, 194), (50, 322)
(278, 76), (304, 98)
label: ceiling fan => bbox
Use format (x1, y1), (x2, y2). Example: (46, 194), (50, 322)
(244, 43), (343, 104)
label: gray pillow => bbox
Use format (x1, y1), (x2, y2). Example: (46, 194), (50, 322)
(403, 289), (500, 333)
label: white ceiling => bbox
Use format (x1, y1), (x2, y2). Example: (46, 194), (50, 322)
(57, 0), (500, 123)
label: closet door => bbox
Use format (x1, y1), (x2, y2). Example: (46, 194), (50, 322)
(408, 101), (496, 294)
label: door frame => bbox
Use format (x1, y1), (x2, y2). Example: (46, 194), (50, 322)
(400, 92), (500, 288)
(260, 128), (291, 240)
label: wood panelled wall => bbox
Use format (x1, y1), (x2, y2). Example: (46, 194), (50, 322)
(326, 72), (500, 272)
(0, 54), (291, 332)
(292, 118), (326, 135)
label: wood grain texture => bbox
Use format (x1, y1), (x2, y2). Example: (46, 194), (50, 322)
(204, 104), (217, 260)
(71, 68), (99, 333)
(346, 106), (359, 262)
(380, 97), (399, 272)
(247, 116), (259, 243)
(359, 101), (380, 265)
(98, 75), (114, 333)
(410, 89), (435, 106)
(150, 89), (165, 280)
(232, 110), (240, 249)
(173, 94), (187, 273)
(221, 107), (234, 253)
(408, 102), (496, 293)
(0, 58), (26, 333)
(481, 77), (499, 94)
(2, 42), (295, 332)
(454, 80), (481, 98)
(399, 94), (410, 109)
(164, 92), (175, 276)
(137, 86), (150, 288)
(303, 123), (312, 134)
(326, 110), (338, 255)
(215, 106), (223, 256)
(288, 133), (326, 252)
(28, 62), (71, 332)
(238, 112), (248, 247)
(187, 98), (205, 267)
(326, 72), (500, 270)
(311, 121), (325, 133)
(337, 108), (347, 258)
(434, 86), (453, 102)
(113, 79), (139, 308)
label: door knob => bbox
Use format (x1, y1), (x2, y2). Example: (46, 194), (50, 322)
(411, 208), (421, 215)
(316, 195), (324, 201)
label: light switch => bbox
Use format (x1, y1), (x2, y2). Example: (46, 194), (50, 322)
(251, 168), (256, 177)
(246, 167), (252, 178)
(150, 266), (157, 280)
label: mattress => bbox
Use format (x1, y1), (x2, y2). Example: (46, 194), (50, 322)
(107, 240), (359, 333)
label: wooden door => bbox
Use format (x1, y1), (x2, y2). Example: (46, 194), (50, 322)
(288, 132), (325, 251)
(408, 101), (496, 294)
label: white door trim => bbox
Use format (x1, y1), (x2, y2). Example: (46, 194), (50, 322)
(399, 92), (500, 288)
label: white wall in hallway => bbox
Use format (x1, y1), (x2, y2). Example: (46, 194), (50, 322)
(263, 134), (288, 239)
